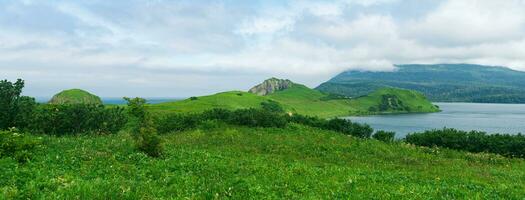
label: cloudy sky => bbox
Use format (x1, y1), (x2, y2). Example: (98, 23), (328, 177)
(1, 0), (525, 97)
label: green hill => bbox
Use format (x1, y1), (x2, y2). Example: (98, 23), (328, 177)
(149, 78), (438, 117)
(48, 89), (103, 105)
(7, 125), (525, 199)
(317, 64), (525, 103)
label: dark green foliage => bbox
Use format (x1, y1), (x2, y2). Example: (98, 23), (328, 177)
(0, 128), (41, 163)
(0, 79), (31, 130)
(230, 108), (287, 128)
(157, 108), (374, 138)
(189, 96), (198, 100)
(373, 130), (396, 142)
(323, 118), (373, 138)
(317, 64), (525, 103)
(28, 104), (126, 135)
(12, 96), (37, 130)
(157, 114), (202, 134)
(260, 100), (284, 113)
(125, 97), (163, 157)
(406, 128), (525, 158)
(286, 114), (325, 127)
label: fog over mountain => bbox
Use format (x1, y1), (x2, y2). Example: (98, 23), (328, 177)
(1, 0), (525, 97)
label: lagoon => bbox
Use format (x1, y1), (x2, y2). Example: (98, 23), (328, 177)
(345, 103), (525, 138)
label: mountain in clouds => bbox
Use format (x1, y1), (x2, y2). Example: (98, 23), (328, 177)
(316, 64), (525, 103)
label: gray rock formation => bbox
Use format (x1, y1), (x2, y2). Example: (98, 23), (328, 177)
(249, 78), (295, 96)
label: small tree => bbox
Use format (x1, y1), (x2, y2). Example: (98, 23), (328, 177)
(124, 97), (163, 157)
(0, 79), (27, 130)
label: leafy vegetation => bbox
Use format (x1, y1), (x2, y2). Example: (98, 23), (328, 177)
(373, 130), (396, 142)
(28, 104), (127, 135)
(125, 97), (163, 157)
(48, 89), (103, 105)
(406, 128), (525, 158)
(0, 79), (35, 130)
(317, 63), (525, 103)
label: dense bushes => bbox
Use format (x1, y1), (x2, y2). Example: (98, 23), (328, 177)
(0, 128), (41, 163)
(157, 108), (374, 139)
(406, 128), (525, 158)
(28, 104), (127, 135)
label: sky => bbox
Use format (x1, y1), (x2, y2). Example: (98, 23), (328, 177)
(1, 0), (525, 97)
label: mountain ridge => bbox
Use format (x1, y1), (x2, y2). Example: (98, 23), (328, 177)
(317, 63), (525, 103)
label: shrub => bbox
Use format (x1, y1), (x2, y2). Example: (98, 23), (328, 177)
(405, 128), (525, 158)
(323, 118), (373, 138)
(229, 108), (287, 128)
(201, 108), (233, 121)
(260, 100), (284, 113)
(286, 114), (325, 127)
(373, 130), (396, 142)
(29, 104), (126, 135)
(125, 97), (163, 157)
(0, 128), (41, 163)
(157, 113), (202, 134)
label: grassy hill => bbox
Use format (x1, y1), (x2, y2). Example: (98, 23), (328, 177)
(4, 124), (524, 199)
(347, 88), (440, 115)
(48, 89), (102, 105)
(317, 64), (525, 103)
(149, 81), (438, 118)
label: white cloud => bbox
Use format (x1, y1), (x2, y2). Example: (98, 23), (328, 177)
(1, 0), (525, 97)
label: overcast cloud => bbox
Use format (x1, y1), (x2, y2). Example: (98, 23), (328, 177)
(1, 0), (525, 97)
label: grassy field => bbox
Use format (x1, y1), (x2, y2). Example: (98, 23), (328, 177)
(2, 124), (524, 199)
(149, 85), (438, 118)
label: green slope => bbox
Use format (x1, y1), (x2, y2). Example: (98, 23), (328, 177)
(6, 125), (525, 199)
(317, 64), (525, 103)
(148, 91), (267, 114)
(48, 89), (103, 105)
(149, 82), (438, 118)
(348, 88), (440, 115)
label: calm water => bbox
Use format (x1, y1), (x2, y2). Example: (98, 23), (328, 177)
(345, 103), (525, 138)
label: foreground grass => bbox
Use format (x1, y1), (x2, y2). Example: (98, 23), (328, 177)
(2, 125), (524, 199)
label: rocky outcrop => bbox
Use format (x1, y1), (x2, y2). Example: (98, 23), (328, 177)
(249, 78), (295, 96)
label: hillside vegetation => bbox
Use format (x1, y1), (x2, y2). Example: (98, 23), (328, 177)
(2, 125), (524, 199)
(48, 89), (103, 105)
(149, 79), (438, 118)
(317, 64), (525, 103)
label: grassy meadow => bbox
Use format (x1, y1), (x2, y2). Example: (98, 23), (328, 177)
(149, 85), (438, 118)
(2, 124), (525, 199)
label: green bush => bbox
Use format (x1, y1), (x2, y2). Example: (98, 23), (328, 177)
(230, 108), (287, 128)
(323, 118), (374, 138)
(0, 128), (41, 163)
(29, 104), (127, 135)
(373, 130), (396, 142)
(406, 128), (525, 158)
(157, 113), (202, 134)
(125, 97), (163, 157)
(260, 100), (284, 113)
